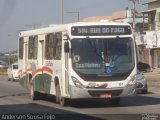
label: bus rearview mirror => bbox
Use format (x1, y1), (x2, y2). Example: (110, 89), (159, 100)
(64, 42), (69, 53)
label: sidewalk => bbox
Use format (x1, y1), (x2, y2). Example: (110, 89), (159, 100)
(144, 68), (160, 75)
(0, 69), (7, 75)
(144, 68), (160, 93)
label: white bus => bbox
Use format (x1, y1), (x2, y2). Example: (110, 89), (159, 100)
(18, 22), (137, 106)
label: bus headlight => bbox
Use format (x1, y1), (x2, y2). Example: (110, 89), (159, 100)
(126, 75), (136, 87)
(71, 76), (84, 88)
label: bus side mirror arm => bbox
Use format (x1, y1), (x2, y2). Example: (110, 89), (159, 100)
(63, 33), (70, 40)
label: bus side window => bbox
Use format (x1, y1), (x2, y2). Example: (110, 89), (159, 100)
(33, 36), (38, 59)
(28, 36), (38, 59)
(54, 32), (62, 60)
(19, 37), (24, 59)
(45, 33), (55, 60)
(45, 32), (62, 60)
(28, 36), (34, 59)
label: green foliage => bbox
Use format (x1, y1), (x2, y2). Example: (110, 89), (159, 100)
(5, 55), (18, 65)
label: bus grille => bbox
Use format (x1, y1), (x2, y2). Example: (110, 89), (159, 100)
(88, 89), (123, 97)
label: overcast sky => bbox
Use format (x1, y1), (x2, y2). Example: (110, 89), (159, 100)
(0, 0), (148, 52)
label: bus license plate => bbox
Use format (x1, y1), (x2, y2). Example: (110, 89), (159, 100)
(100, 93), (112, 98)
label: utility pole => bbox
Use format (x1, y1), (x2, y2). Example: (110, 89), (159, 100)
(7, 34), (11, 65)
(129, 0), (139, 33)
(61, 0), (64, 24)
(129, 0), (140, 62)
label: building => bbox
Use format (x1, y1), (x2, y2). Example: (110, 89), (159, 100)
(140, 0), (160, 68)
(83, 9), (146, 34)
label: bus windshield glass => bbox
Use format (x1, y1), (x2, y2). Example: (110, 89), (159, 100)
(71, 37), (135, 76)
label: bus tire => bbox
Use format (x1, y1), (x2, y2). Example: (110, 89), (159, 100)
(56, 84), (67, 106)
(109, 98), (120, 105)
(56, 84), (60, 103)
(30, 84), (39, 100)
(11, 75), (15, 82)
(28, 74), (32, 89)
(142, 89), (148, 94)
(60, 97), (68, 106)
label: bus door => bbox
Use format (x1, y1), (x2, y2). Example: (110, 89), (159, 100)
(38, 35), (46, 93)
(38, 35), (45, 67)
(24, 42), (28, 71)
(23, 42), (30, 89)
(39, 40), (44, 67)
(63, 32), (70, 95)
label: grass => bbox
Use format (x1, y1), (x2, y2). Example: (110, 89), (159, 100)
(0, 68), (7, 75)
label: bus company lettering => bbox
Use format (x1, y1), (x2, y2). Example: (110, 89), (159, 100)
(102, 28), (110, 33)
(110, 27), (125, 33)
(90, 28), (101, 33)
(77, 28), (88, 34)
(46, 61), (53, 66)
(77, 27), (125, 34)
(75, 63), (101, 69)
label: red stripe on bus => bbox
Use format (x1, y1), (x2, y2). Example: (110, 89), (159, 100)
(42, 66), (53, 74)
(32, 66), (53, 77)
(21, 71), (27, 76)
(32, 68), (43, 77)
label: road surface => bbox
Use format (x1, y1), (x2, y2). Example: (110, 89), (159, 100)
(0, 75), (160, 120)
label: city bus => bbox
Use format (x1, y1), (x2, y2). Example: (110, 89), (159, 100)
(18, 21), (137, 106)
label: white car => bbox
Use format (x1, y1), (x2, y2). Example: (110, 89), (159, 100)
(135, 72), (148, 94)
(7, 63), (19, 81)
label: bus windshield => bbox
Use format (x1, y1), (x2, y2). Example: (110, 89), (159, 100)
(71, 37), (135, 76)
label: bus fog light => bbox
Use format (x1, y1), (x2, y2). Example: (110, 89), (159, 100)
(71, 76), (84, 88)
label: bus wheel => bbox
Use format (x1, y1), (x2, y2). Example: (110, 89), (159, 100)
(11, 75), (15, 82)
(109, 98), (120, 105)
(30, 84), (39, 100)
(28, 74), (32, 89)
(60, 97), (68, 106)
(56, 84), (60, 103)
(56, 84), (67, 106)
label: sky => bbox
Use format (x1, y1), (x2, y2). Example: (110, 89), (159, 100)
(0, 0), (148, 52)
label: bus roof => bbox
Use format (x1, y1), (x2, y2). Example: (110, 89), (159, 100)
(19, 21), (132, 37)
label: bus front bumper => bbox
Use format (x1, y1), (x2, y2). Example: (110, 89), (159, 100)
(69, 85), (136, 99)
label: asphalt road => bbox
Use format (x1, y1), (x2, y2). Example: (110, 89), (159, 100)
(0, 75), (160, 120)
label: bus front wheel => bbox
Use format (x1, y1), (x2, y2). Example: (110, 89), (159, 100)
(56, 84), (67, 106)
(11, 75), (15, 82)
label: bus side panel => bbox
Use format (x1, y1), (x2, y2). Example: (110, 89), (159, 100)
(32, 73), (44, 93)
(30, 66), (53, 94)
(18, 37), (30, 89)
(19, 74), (29, 89)
(43, 72), (52, 94)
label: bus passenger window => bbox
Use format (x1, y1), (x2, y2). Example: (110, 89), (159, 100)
(28, 36), (34, 59)
(28, 36), (38, 59)
(54, 32), (62, 60)
(45, 33), (56, 60)
(19, 37), (24, 59)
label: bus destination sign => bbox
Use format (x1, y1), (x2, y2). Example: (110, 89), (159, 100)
(71, 25), (132, 36)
